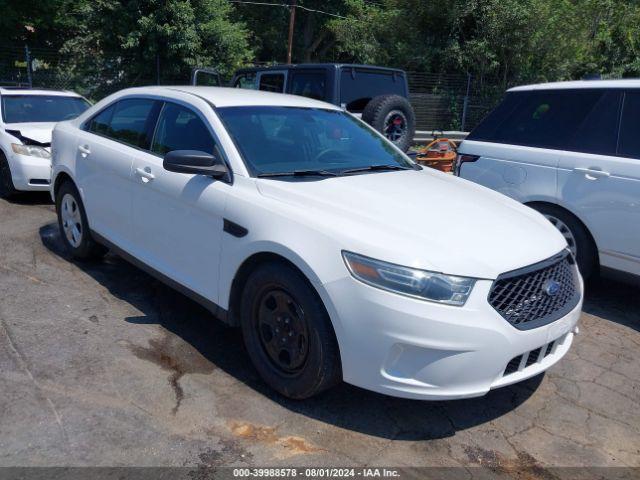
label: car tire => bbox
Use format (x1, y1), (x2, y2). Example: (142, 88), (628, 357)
(240, 261), (342, 399)
(0, 152), (18, 199)
(55, 180), (107, 260)
(362, 94), (416, 152)
(530, 203), (597, 279)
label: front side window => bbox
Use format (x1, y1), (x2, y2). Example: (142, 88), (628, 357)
(1, 95), (90, 123)
(87, 103), (116, 136)
(216, 106), (413, 176)
(258, 73), (285, 93)
(619, 92), (640, 159)
(151, 103), (216, 156)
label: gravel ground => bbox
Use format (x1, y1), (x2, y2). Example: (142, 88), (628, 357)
(0, 193), (638, 474)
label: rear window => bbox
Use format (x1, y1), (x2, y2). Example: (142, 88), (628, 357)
(339, 68), (406, 112)
(467, 89), (611, 151)
(1, 95), (90, 123)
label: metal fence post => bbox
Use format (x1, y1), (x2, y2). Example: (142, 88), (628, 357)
(25, 45), (33, 88)
(460, 73), (471, 132)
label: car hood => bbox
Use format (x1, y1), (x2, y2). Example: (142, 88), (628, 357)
(256, 169), (567, 279)
(5, 122), (56, 145)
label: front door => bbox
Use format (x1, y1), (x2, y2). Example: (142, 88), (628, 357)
(130, 101), (229, 303)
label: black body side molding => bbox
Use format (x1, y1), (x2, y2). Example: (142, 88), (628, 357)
(223, 219), (248, 238)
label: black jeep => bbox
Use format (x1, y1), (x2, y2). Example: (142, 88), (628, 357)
(229, 64), (416, 151)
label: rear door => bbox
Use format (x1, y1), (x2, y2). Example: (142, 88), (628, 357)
(557, 90), (640, 274)
(75, 98), (159, 249)
(130, 100), (229, 302)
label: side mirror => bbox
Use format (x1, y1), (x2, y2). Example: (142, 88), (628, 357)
(163, 150), (228, 179)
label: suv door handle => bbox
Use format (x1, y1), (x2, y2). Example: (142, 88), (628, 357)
(135, 166), (155, 182)
(78, 145), (91, 156)
(573, 167), (610, 180)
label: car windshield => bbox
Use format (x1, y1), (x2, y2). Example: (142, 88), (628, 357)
(216, 106), (415, 177)
(1, 95), (90, 123)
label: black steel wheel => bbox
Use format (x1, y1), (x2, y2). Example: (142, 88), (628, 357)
(240, 261), (342, 399)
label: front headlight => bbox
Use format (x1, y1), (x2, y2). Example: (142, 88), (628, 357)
(11, 143), (51, 159)
(342, 251), (476, 306)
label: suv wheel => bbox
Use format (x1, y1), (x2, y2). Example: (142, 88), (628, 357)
(362, 94), (416, 152)
(0, 152), (18, 199)
(531, 203), (597, 278)
(55, 181), (107, 260)
(240, 262), (341, 399)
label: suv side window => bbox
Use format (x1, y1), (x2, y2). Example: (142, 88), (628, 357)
(491, 90), (603, 149)
(569, 90), (622, 156)
(234, 73), (256, 89)
(618, 92), (640, 159)
(258, 73), (285, 93)
(107, 98), (159, 149)
(290, 71), (327, 101)
(151, 102), (216, 156)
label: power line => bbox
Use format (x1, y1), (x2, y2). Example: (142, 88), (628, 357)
(229, 1), (349, 19)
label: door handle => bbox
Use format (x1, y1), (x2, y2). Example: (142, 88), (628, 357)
(135, 166), (155, 182)
(78, 145), (91, 156)
(573, 167), (610, 180)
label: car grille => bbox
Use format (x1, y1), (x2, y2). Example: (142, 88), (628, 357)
(503, 337), (562, 376)
(488, 251), (580, 330)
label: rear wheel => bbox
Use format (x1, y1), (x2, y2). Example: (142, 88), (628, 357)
(362, 94), (416, 152)
(55, 181), (107, 260)
(0, 152), (18, 199)
(531, 203), (597, 278)
(240, 262), (341, 399)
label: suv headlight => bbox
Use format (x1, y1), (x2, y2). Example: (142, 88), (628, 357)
(11, 143), (51, 159)
(342, 251), (476, 306)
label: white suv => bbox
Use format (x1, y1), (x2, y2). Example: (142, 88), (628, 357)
(51, 86), (582, 400)
(456, 80), (640, 280)
(0, 87), (90, 198)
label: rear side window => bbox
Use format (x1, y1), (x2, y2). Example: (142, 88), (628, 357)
(87, 104), (116, 136)
(468, 90), (608, 150)
(258, 73), (285, 93)
(569, 91), (622, 156)
(618, 92), (640, 159)
(290, 71), (327, 101)
(339, 68), (406, 112)
(108, 99), (159, 149)
(233, 72), (256, 89)
(151, 103), (216, 156)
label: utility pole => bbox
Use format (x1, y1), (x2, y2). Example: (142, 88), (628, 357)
(286, 0), (296, 64)
(24, 45), (33, 88)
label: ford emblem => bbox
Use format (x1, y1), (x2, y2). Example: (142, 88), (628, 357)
(543, 279), (561, 296)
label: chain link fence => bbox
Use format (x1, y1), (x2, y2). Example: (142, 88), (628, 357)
(0, 45), (505, 133)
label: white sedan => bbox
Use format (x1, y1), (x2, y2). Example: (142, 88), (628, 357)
(0, 87), (90, 197)
(50, 86), (583, 400)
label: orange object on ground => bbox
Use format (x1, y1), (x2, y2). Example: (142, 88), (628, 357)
(415, 137), (457, 173)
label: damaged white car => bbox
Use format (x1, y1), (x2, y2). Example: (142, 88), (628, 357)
(0, 87), (90, 198)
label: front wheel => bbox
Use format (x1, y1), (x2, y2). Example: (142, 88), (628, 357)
(240, 262), (342, 399)
(55, 181), (107, 260)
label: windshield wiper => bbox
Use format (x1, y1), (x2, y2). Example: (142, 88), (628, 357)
(257, 169), (339, 178)
(341, 164), (412, 175)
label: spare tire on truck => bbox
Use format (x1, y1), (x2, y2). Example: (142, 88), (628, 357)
(362, 94), (416, 152)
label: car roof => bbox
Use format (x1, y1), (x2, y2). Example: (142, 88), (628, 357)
(125, 86), (343, 110)
(508, 79), (640, 92)
(0, 87), (82, 97)
(234, 63), (406, 74)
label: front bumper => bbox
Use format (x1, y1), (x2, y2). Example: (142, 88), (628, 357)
(6, 152), (52, 191)
(322, 275), (582, 400)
